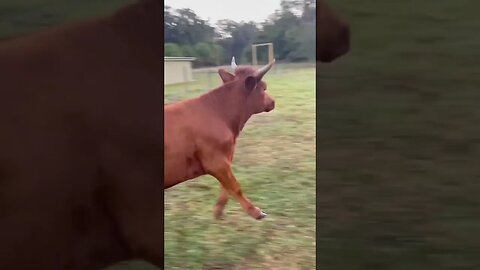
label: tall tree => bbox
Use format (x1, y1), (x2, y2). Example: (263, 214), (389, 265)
(217, 20), (258, 64)
(164, 8), (216, 45)
(164, 1), (315, 65)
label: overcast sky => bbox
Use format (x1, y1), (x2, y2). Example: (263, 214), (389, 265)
(164, 0), (282, 25)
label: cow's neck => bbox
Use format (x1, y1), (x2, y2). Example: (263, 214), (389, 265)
(200, 86), (252, 138)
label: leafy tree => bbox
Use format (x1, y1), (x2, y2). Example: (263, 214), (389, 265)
(164, 8), (215, 45)
(216, 20), (257, 64)
(181, 44), (196, 57)
(209, 43), (225, 66)
(164, 43), (183, 57)
(164, 0), (315, 67)
(194, 42), (213, 66)
(285, 22), (315, 62)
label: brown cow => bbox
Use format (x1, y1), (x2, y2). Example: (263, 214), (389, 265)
(165, 1), (351, 221)
(0, 0), (164, 269)
(317, 0), (351, 62)
(164, 58), (275, 220)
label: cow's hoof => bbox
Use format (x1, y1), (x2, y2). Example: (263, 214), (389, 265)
(256, 211), (267, 220)
(214, 211), (224, 220)
(213, 206), (225, 220)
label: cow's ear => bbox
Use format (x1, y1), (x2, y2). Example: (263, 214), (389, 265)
(218, 68), (235, 83)
(245, 76), (257, 91)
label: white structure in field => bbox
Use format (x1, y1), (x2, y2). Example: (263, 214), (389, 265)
(164, 57), (196, 85)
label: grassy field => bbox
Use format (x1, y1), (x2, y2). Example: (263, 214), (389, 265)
(318, 1), (480, 269)
(163, 68), (316, 269)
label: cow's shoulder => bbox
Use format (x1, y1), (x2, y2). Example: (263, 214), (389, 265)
(193, 118), (235, 155)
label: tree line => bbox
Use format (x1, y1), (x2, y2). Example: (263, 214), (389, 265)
(164, 0), (316, 67)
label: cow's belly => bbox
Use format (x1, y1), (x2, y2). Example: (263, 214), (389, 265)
(164, 112), (207, 189)
(164, 148), (205, 189)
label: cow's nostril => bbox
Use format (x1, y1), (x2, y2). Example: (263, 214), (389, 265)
(265, 101), (275, 112)
(270, 101), (275, 110)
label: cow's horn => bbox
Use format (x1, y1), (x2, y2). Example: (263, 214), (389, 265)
(254, 59), (276, 81)
(231, 56), (238, 70)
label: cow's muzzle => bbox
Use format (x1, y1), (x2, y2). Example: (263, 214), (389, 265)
(265, 100), (275, 112)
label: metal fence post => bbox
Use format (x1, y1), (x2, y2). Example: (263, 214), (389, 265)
(183, 66), (188, 92)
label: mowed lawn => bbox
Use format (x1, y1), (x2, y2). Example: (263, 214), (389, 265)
(318, 1), (480, 269)
(163, 67), (316, 269)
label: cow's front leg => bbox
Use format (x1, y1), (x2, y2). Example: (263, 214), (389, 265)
(213, 186), (229, 219)
(209, 162), (266, 220)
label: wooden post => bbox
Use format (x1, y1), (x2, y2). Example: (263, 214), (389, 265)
(268, 44), (274, 63)
(252, 46), (257, 66)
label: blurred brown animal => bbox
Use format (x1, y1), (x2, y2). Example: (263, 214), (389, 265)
(0, 0), (164, 269)
(164, 57), (275, 220)
(0, 0), (350, 268)
(317, 0), (351, 62)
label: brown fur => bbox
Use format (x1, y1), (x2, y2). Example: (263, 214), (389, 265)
(0, 0), (164, 269)
(317, 0), (351, 62)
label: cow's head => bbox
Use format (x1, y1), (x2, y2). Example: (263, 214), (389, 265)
(317, 0), (350, 62)
(217, 57), (275, 115)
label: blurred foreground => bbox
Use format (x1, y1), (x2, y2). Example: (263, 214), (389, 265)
(318, 1), (480, 269)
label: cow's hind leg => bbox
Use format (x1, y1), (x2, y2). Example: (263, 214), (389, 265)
(213, 186), (229, 219)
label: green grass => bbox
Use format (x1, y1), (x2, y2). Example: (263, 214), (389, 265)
(318, 1), (480, 269)
(164, 68), (316, 269)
